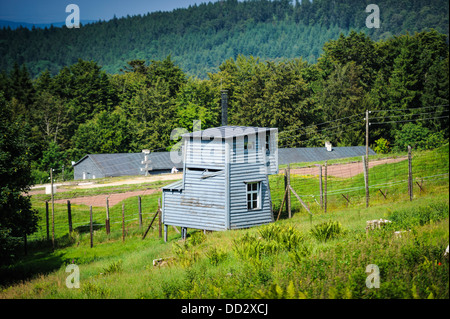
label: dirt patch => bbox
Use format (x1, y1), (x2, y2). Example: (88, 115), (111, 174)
(53, 189), (159, 207)
(289, 157), (407, 178)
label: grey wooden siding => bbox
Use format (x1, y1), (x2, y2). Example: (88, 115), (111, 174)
(229, 162), (273, 229)
(185, 137), (226, 168)
(162, 126), (278, 232)
(163, 167), (226, 231)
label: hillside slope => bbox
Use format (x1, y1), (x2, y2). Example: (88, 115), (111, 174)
(0, 0), (448, 78)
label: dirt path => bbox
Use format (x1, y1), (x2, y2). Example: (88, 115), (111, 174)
(290, 157), (407, 178)
(53, 188), (159, 207)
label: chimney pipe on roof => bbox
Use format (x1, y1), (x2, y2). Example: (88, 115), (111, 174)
(221, 90), (228, 126)
(325, 141), (332, 152)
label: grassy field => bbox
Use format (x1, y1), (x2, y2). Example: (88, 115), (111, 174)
(0, 146), (448, 299)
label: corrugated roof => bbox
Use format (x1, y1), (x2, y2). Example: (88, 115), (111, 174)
(182, 125), (276, 139)
(74, 151), (183, 177)
(278, 146), (376, 165)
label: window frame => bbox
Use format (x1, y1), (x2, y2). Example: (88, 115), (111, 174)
(245, 181), (261, 211)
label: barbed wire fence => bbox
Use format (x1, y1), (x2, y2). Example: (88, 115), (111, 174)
(28, 186), (170, 247)
(271, 145), (449, 221)
(27, 104), (449, 245)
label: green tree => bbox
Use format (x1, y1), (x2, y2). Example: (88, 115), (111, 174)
(176, 78), (220, 131)
(72, 109), (131, 159)
(0, 94), (39, 264)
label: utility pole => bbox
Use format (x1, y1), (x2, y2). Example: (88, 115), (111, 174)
(366, 109), (369, 161)
(50, 168), (55, 250)
(365, 110), (370, 208)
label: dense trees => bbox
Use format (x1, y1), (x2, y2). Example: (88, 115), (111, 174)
(0, 94), (39, 263)
(0, 29), (447, 187)
(0, 0), (448, 78)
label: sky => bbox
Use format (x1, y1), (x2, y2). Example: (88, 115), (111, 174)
(0, 0), (219, 24)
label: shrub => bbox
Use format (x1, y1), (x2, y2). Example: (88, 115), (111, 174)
(310, 221), (346, 242)
(258, 224), (304, 251)
(373, 137), (390, 154)
(189, 231), (206, 246)
(387, 203), (449, 230)
(101, 259), (123, 275)
(205, 247), (227, 266)
(172, 241), (199, 268)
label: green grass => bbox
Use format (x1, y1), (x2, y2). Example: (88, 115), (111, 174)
(1, 192), (448, 299)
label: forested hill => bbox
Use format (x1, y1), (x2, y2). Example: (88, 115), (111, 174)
(0, 0), (449, 78)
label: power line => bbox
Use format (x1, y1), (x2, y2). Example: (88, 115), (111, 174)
(369, 109), (449, 120)
(370, 115), (449, 125)
(370, 104), (449, 113)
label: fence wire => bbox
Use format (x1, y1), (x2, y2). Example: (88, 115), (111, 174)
(271, 145), (449, 219)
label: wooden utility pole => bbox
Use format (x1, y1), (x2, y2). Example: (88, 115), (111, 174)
(363, 156), (369, 208)
(366, 110), (369, 162)
(365, 110), (370, 208)
(50, 168), (55, 250)
(324, 161), (328, 213)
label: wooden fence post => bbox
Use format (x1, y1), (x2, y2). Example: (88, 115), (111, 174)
(90, 206), (93, 248)
(24, 234), (27, 256)
(318, 165), (323, 210)
(276, 186), (289, 221)
(324, 161), (328, 213)
(67, 200), (72, 234)
(142, 208), (160, 240)
(289, 185), (312, 225)
(105, 197), (110, 235)
(341, 194), (350, 207)
(158, 198), (162, 238)
(408, 145), (413, 201)
(287, 164), (291, 218)
(138, 196), (142, 230)
(50, 168), (55, 250)
(122, 203), (126, 242)
(45, 201), (49, 241)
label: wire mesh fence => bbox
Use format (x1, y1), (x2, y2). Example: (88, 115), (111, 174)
(27, 145), (448, 245)
(28, 187), (164, 245)
(271, 144), (449, 220)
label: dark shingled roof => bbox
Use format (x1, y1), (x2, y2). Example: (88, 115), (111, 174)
(182, 125), (276, 139)
(278, 146), (376, 165)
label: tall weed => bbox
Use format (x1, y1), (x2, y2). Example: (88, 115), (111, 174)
(310, 221), (346, 242)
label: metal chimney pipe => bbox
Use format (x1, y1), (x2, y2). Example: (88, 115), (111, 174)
(221, 90), (228, 126)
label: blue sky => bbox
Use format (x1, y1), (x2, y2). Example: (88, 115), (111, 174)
(0, 0), (219, 23)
